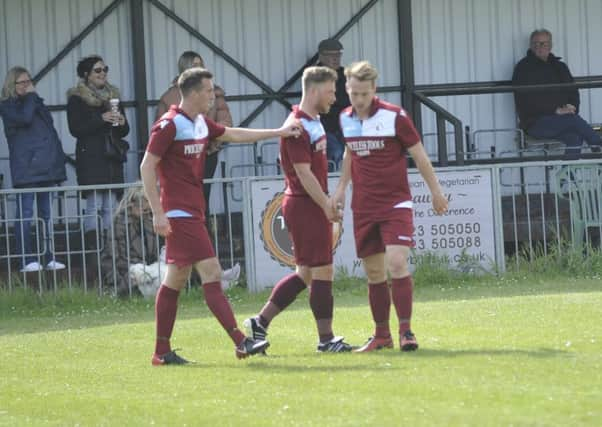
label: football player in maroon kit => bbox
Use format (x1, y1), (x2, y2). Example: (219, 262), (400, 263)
(140, 67), (301, 365)
(333, 61), (448, 352)
(244, 66), (353, 353)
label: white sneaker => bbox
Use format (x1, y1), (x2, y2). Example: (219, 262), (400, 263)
(222, 263), (241, 282)
(46, 260), (66, 270)
(221, 279), (232, 291)
(21, 261), (43, 272)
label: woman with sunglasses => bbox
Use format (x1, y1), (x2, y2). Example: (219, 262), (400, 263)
(67, 55), (130, 249)
(0, 66), (67, 272)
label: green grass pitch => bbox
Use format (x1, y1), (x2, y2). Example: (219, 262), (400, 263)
(1, 277), (601, 426)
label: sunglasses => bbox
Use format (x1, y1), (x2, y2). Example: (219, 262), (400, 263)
(92, 66), (109, 74)
(15, 79), (32, 86)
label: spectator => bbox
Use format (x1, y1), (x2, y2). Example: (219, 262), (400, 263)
(100, 184), (241, 298)
(512, 29), (601, 159)
(100, 185), (159, 297)
(0, 66), (67, 272)
(156, 51), (233, 215)
(315, 38), (350, 169)
(67, 55), (130, 241)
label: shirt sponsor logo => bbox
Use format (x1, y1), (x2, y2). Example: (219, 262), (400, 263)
(184, 143), (205, 156)
(347, 139), (385, 156)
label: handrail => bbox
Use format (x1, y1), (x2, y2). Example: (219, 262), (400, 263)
(412, 76), (602, 165)
(415, 75), (602, 96)
(412, 92), (464, 166)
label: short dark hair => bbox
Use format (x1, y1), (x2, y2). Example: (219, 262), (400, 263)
(77, 55), (103, 79)
(302, 66), (337, 92)
(177, 67), (213, 97)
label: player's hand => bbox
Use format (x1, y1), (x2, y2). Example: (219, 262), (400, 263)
(431, 192), (448, 216)
(332, 190), (345, 215)
(321, 198), (339, 223)
(278, 118), (302, 138)
(153, 212), (172, 237)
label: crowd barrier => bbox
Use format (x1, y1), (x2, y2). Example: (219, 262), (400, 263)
(1, 160), (600, 294)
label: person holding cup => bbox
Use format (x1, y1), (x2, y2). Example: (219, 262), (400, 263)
(67, 55), (129, 244)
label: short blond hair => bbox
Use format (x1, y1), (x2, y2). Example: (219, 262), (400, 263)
(344, 61), (378, 83)
(302, 66), (337, 92)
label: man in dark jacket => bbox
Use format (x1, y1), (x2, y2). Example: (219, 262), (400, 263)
(512, 29), (601, 158)
(315, 39), (350, 170)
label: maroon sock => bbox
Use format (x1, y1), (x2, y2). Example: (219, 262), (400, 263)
(392, 276), (413, 336)
(309, 280), (334, 342)
(155, 285), (180, 355)
(203, 281), (245, 346)
(269, 274), (307, 314)
(369, 281), (391, 338)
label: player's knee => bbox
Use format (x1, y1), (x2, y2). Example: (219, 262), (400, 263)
(364, 264), (386, 283)
(311, 264), (333, 281)
(196, 258), (222, 283)
(164, 265), (192, 290)
(388, 257), (409, 277)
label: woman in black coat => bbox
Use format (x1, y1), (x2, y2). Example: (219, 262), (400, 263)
(0, 66), (67, 271)
(67, 55), (129, 236)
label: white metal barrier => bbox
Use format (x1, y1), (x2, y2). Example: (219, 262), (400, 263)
(2, 160), (600, 294)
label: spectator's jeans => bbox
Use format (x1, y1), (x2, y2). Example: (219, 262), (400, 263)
(84, 190), (117, 232)
(14, 183), (55, 267)
(326, 132), (346, 171)
(527, 114), (601, 159)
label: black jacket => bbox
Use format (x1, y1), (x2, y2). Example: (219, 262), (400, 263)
(512, 49), (579, 129)
(0, 93), (66, 187)
(66, 88), (129, 190)
(315, 64), (350, 137)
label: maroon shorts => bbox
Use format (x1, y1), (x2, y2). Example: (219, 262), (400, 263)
(353, 208), (414, 259)
(282, 195), (333, 267)
(165, 217), (215, 267)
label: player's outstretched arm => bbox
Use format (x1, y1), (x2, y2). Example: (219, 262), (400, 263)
(408, 142), (448, 215)
(216, 119), (302, 143)
(140, 151), (172, 237)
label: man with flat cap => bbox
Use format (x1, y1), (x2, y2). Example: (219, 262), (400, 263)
(316, 38), (350, 170)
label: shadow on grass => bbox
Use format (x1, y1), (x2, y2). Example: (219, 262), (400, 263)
(175, 346), (569, 372)
(382, 347), (571, 359)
